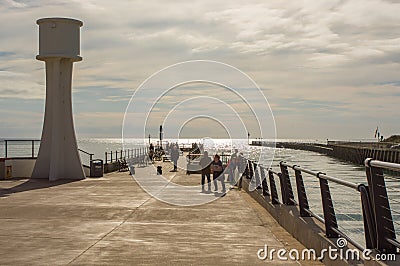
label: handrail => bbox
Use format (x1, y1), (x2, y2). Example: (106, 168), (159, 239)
(77, 148), (94, 156)
(365, 158), (400, 171)
(2, 139), (40, 158)
(104, 147), (149, 164)
(281, 162), (360, 190)
(2, 139), (40, 141)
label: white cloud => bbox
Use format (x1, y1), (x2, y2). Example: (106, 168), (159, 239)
(0, 0), (399, 138)
(2, 0), (27, 8)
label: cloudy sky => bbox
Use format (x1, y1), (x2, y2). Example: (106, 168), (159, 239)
(1, 0), (399, 140)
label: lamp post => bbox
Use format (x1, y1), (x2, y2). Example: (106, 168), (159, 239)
(159, 125), (163, 150)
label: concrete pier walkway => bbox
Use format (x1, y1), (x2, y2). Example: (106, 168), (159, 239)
(0, 162), (320, 265)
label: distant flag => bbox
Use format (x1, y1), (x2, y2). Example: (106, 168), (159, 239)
(374, 126), (379, 138)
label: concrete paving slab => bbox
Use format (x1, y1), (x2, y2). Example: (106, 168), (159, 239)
(0, 164), (321, 265)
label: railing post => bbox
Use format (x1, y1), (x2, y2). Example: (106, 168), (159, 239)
(120, 150), (122, 160)
(358, 184), (376, 250)
(244, 163), (249, 179)
(5, 140), (8, 158)
(279, 162), (295, 205)
(365, 159), (397, 253)
(105, 152), (108, 164)
(293, 167), (311, 217)
(246, 160), (253, 180)
(253, 162), (262, 189)
(115, 151), (117, 162)
(31, 140), (35, 158)
(318, 173), (339, 238)
(268, 170), (280, 204)
(260, 167), (269, 197)
(111, 151), (113, 163)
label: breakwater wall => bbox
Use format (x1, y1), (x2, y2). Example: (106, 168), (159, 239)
(330, 144), (400, 165)
(252, 141), (400, 166)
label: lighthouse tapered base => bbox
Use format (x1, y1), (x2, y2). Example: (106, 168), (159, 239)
(31, 58), (85, 181)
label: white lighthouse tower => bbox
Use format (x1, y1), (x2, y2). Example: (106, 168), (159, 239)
(31, 18), (85, 181)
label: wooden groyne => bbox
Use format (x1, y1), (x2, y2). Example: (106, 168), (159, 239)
(251, 140), (400, 166)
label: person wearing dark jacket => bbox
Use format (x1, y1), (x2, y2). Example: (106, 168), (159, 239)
(211, 154), (226, 193)
(170, 145), (179, 172)
(199, 151), (212, 192)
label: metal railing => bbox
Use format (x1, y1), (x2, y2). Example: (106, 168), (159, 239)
(78, 149), (94, 167)
(1, 139), (40, 158)
(241, 158), (400, 254)
(2, 140), (95, 168)
(104, 147), (148, 164)
(364, 159), (400, 253)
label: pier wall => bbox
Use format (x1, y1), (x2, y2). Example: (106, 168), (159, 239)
(265, 141), (400, 166)
(275, 142), (333, 155)
(0, 158), (36, 179)
(329, 145), (400, 165)
(104, 162), (120, 173)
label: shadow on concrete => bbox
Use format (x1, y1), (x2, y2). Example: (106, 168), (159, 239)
(0, 178), (79, 198)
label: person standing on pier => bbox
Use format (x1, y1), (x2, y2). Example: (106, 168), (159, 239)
(211, 154), (226, 193)
(149, 143), (154, 163)
(170, 144), (179, 172)
(199, 151), (212, 193)
(228, 149), (238, 187)
(236, 152), (245, 189)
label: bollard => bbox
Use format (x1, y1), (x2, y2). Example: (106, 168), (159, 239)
(157, 166), (162, 175)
